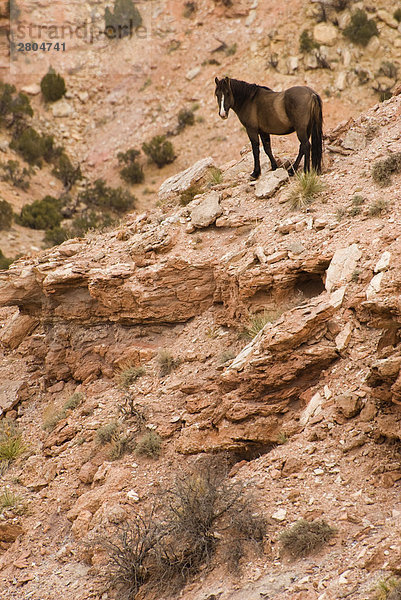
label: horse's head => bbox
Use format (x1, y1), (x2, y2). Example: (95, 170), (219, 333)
(215, 76), (233, 119)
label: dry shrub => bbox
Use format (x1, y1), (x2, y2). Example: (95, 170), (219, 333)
(280, 518), (335, 558)
(371, 153), (401, 187)
(103, 460), (267, 597)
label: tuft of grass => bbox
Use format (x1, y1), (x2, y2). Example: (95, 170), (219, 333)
(0, 199), (13, 230)
(0, 420), (26, 465)
(157, 349), (179, 377)
(343, 9), (378, 46)
(277, 432), (289, 445)
(280, 519), (336, 558)
(242, 310), (281, 340)
(135, 431), (162, 458)
(371, 153), (401, 187)
(375, 577), (401, 600)
(0, 488), (22, 511)
(368, 199), (388, 217)
(351, 269), (360, 283)
(208, 166), (223, 185)
(42, 393), (83, 431)
(179, 182), (204, 206)
(118, 366), (146, 390)
(96, 422), (119, 444)
(287, 170), (323, 210)
(63, 392), (83, 412)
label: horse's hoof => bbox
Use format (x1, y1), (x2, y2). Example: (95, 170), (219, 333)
(288, 168), (296, 177)
(250, 172), (260, 180)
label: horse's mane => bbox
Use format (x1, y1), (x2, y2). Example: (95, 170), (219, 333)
(229, 78), (273, 103)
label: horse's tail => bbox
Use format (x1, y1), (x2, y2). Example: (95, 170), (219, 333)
(310, 93), (323, 173)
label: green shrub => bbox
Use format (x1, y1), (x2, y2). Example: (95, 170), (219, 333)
(44, 225), (71, 247)
(52, 153), (82, 189)
(280, 519), (335, 557)
(299, 30), (318, 53)
(117, 148), (144, 184)
(19, 195), (63, 230)
(78, 179), (135, 212)
(105, 0), (142, 39)
(371, 153), (401, 186)
(343, 9), (378, 46)
(0, 199), (13, 230)
(40, 68), (66, 102)
(135, 431), (162, 458)
(177, 108), (195, 130)
(0, 159), (31, 190)
(10, 128), (61, 166)
(142, 135), (176, 168)
(0, 250), (13, 270)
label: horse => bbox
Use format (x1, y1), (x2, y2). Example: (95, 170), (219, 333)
(214, 76), (323, 179)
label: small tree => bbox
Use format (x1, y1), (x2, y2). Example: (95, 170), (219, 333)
(0, 160), (31, 190)
(117, 148), (144, 184)
(142, 135), (176, 168)
(78, 179), (135, 212)
(105, 0), (142, 39)
(52, 153), (82, 190)
(40, 67), (66, 102)
(0, 199), (13, 230)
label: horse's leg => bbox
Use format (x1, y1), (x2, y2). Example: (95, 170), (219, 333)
(260, 132), (278, 171)
(291, 131), (311, 174)
(246, 128), (261, 179)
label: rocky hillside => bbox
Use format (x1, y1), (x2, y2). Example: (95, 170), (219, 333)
(1, 0), (401, 261)
(0, 86), (400, 599)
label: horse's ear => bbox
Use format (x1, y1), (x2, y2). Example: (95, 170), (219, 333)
(215, 77), (220, 85)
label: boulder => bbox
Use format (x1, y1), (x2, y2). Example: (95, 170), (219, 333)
(313, 22), (338, 46)
(377, 9), (398, 29)
(0, 380), (24, 414)
(325, 244), (361, 292)
(336, 394), (363, 418)
(342, 130), (366, 151)
(190, 192), (223, 228)
(366, 273), (383, 300)
(254, 168), (289, 198)
(374, 251), (391, 273)
(21, 83), (41, 95)
(51, 100), (74, 118)
(158, 157), (215, 201)
(0, 312), (38, 349)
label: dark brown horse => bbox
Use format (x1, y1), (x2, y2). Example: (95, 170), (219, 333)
(214, 76), (323, 179)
